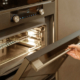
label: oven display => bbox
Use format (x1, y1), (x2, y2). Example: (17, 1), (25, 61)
(0, 0), (47, 10)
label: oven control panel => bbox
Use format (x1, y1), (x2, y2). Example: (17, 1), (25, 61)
(0, 1), (54, 30)
(11, 5), (44, 23)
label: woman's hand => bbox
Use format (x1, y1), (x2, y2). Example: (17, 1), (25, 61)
(67, 44), (80, 60)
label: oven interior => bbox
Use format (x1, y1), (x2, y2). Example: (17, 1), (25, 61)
(0, 25), (46, 66)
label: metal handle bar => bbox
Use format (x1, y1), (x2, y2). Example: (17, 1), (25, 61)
(31, 43), (80, 72)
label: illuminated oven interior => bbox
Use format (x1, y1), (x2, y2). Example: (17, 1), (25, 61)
(0, 25), (46, 65)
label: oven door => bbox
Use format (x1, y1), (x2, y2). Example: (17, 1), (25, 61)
(12, 30), (80, 80)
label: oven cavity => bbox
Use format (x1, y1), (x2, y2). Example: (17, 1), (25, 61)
(0, 25), (46, 66)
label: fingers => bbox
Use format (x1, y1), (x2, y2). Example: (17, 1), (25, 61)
(66, 44), (80, 60)
(67, 50), (79, 59)
(67, 48), (80, 60)
(68, 44), (80, 51)
(68, 44), (78, 49)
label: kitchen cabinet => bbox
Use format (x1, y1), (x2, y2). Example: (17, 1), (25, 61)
(56, 0), (80, 80)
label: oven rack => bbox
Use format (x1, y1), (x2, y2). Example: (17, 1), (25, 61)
(0, 34), (43, 66)
(0, 35), (42, 50)
(0, 36), (28, 50)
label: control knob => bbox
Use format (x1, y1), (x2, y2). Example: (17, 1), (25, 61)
(38, 9), (44, 15)
(12, 15), (20, 23)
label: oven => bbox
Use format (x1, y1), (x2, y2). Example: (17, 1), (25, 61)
(0, 0), (55, 79)
(0, 0), (79, 80)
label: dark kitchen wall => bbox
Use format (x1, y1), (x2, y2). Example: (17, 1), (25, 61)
(56, 0), (80, 80)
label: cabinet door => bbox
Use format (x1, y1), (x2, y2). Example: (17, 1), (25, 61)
(57, 0), (80, 80)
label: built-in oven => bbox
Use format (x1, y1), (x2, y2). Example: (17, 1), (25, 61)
(0, 0), (56, 80)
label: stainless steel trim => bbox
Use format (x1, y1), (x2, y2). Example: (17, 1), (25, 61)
(31, 43), (80, 72)
(54, 0), (58, 41)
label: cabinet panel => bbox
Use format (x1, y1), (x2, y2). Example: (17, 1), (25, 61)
(58, 0), (80, 40)
(58, 0), (80, 80)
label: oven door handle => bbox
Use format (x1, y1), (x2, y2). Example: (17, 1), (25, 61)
(31, 43), (80, 72)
